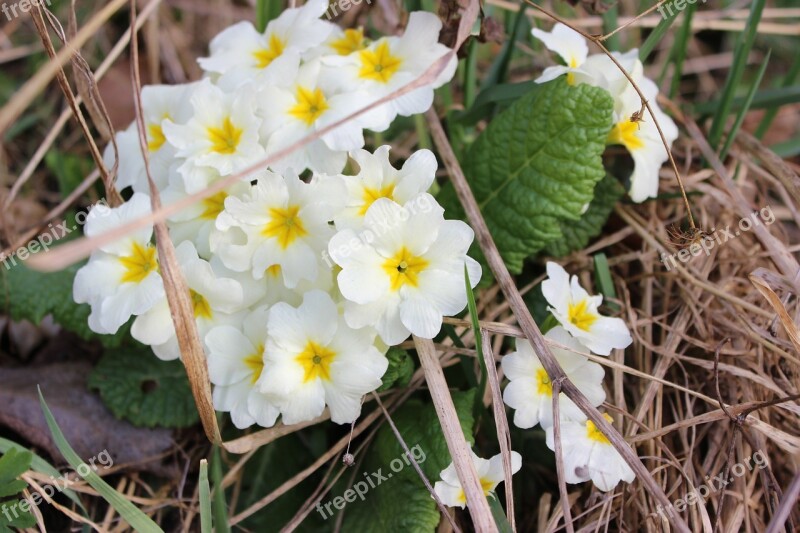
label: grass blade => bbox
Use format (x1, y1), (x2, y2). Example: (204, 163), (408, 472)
(210, 446), (230, 533)
(668, 3), (696, 99)
(755, 55), (800, 139)
(719, 49), (771, 161)
(37, 387), (163, 533)
(639, 10), (679, 62)
(464, 264), (487, 420)
(593, 252), (619, 313)
(199, 460), (211, 533)
(707, 0), (766, 148)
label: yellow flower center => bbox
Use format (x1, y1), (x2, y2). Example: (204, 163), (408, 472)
(586, 413), (615, 444)
(265, 264), (282, 278)
(359, 184), (395, 215)
(201, 191), (227, 220)
(243, 345), (265, 384)
(456, 477), (496, 505)
(296, 341), (336, 383)
(566, 56), (579, 85)
(358, 40), (402, 83)
(607, 120), (644, 151)
(119, 242), (158, 283)
(382, 247), (428, 291)
(190, 289), (213, 319)
(147, 122), (167, 152)
(536, 368), (552, 396)
(330, 28), (367, 56)
(207, 117), (243, 154)
(288, 86), (330, 126)
(262, 205), (308, 249)
(567, 298), (597, 331)
(253, 33), (285, 68)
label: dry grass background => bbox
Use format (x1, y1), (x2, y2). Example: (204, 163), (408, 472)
(1, 0), (799, 531)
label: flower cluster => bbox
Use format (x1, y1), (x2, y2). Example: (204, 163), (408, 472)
(531, 23), (679, 203)
(502, 262), (635, 492)
(74, 3), (481, 429)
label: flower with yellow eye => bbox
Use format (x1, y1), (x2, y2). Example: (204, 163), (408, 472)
(162, 80), (264, 193)
(333, 145), (437, 230)
(502, 327), (605, 429)
(206, 306), (281, 429)
(433, 450), (522, 509)
(198, 0), (331, 89)
(545, 412), (636, 491)
(73, 193), (164, 335)
(541, 262), (631, 356)
(328, 193), (481, 345)
(130, 241), (244, 361)
(257, 290), (388, 425)
(531, 23), (592, 86)
(213, 169), (345, 288)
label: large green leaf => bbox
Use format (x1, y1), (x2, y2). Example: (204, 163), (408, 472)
(545, 174), (625, 257)
(88, 346), (199, 428)
(341, 390), (476, 532)
(441, 80), (613, 273)
(0, 448), (36, 532)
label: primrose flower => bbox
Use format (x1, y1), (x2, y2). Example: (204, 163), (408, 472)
(213, 169), (345, 287)
(433, 451), (522, 509)
(314, 26), (370, 58)
(163, 80), (264, 193)
(606, 77), (679, 202)
(544, 413), (635, 491)
(334, 145), (437, 230)
(258, 60), (367, 175)
(73, 193), (163, 334)
(131, 241), (244, 360)
(541, 262), (631, 356)
(531, 23), (592, 86)
(329, 193), (481, 345)
(103, 84), (196, 193)
(322, 12), (457, 132)
(257, 290), (388, 425)
(502, 327), (605, 429)
(198, 0), (331, 89)
(206, 306), (280, 429)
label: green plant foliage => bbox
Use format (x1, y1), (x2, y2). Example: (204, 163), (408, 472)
(0, 262), (129, 347)
(342, 390), (476, 531)
(377, 347), (414, 392)
(544, 174), (625, 257)
(0, 448), (36, 532)
(440, 80), (614, 274)
(88, 347), (199, 428)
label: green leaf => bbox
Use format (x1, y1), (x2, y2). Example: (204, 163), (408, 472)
(88, 346), (199, 428)
(465, 265), (487, 421)
(0, 262), (129, 347)
(443, 80), (613, 273)
(341, 390), (476, 531)
(0, 449), (35, 530)
(593, 253), (619, 314)
(544, 174), (625, 257)
(488, 495), (514, 533)
(199, 460), (212, 533)
(210, 446), (230, 533)
(377, 347), (414, 392)
(37, 388), (164, 532)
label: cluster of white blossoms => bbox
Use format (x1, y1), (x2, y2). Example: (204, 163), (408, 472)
(531, 23), (679, 203)
(73, 2), (482, 429)
(502, 262), (635, 492)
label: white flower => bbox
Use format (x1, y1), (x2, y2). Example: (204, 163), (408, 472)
(73, 193), (163, 334)
(321, 12), (457, 132)
(131, 240), (244, 360)
(606, 77), (678, 202)
(531, 23), (591, 86)
(258, 59), (367, 175)
(198, 0), (331, 89)
(103, 83), (196, 194)
(212, 169), (344, 287)
(329, 193), (481, 345)
(163, 79), (265, 193)
(206, 305), (280, 429)
(311, 26), (369, 59)
(502, 327), (605, 429)
(544, 413), (635, 491)
(433, 450), (522, 509)
(541, 262), (631, 356)
(334, 145), (437, 230)
(257, 290), (388, 425)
